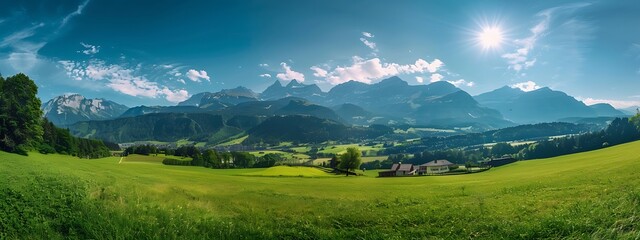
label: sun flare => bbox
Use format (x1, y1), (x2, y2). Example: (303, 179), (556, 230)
(477, 26), (504, 49)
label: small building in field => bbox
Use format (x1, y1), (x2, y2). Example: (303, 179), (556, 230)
(418, 159), (455, 175)
(378, 163), (416, 177)
(486, 156), (516, 167)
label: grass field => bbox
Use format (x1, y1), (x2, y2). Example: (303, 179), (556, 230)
(2, 141), (640, 238)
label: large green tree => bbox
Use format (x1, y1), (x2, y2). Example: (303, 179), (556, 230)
(339, 147), (362, 176)
(0, 73), (43, 154)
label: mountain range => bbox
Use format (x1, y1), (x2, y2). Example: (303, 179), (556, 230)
(41, 77), (631, 144)
(474, 86), (626, 123)
(41, 94), (128, 126)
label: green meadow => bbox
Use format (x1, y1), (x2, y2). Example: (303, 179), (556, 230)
(2, 141), (640, 239)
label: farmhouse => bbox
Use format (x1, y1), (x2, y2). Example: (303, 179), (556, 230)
(418, 159), (455, 175)
(378, 163), (416, 177)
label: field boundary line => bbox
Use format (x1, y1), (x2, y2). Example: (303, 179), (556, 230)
(119, 157), (124, 164)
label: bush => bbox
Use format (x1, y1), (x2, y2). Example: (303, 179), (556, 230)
(162, 158), (191, 166)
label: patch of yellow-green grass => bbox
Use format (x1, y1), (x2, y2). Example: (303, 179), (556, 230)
(216, 135), (249, 146)
(175, 139), (193, 147)
(120, 154), (166, 164)
(318, 144), (382, 156)
(248, 150), (310, 160)
(361, 156), (388, 162)
(289, 146), (311, 153)
(312, 157), (331, 165)
(240, 166), (335, 177)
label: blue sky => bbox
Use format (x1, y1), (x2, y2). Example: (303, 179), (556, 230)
(1, 0), (639, 108)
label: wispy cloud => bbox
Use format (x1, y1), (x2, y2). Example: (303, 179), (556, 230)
(60, 0), (90, 29)
(0, 23), (45, 51)
(502, 2), (591, 73)
(276, 62), (305, 81)
(359, 31), (378, 53)
(259, 73), (271, 78)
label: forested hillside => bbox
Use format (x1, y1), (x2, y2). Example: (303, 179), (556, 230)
(0, 73), (111, 157)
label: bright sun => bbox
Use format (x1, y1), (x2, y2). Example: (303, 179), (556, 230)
(477, 26), (503, 50)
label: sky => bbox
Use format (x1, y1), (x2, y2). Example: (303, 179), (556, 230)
(1, 0), (639, 108)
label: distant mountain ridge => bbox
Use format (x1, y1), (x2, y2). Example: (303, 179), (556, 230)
(42, 94), (128, 126)
(260, 80), (324, 102)
(474, 86), (626, 124)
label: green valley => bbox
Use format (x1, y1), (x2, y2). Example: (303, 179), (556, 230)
(2, 140), (640, 239)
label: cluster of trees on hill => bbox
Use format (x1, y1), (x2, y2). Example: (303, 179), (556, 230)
(124, 145), (159, 155)
(40, 119), (111, 158)
(364, 116), (640, 169)
(0, 73), (111, 157)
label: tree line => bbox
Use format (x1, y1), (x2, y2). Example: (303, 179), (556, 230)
(0, 73), (111, 157)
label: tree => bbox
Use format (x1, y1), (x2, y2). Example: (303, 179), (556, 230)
(329, 156), (340, 168)
(339, 147), (362, 176)
(202, 149), (221, 168)
(0, 73), (43, 154)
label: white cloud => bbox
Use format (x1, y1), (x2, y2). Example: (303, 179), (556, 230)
(310, 66), (328, 77)
(259, 63), (269, 67)
(362, 32), (374, 38)
(177, 79), (186, 84)
(259, 73), (272, 78)
(162, 88), (190, 103)
(186, 69), (210, 82)
(58, 59), (189, 103)
(174, 72), (182, 77)
(79, 42), (99, 55)
(447, 79), (474, 87)
(415, 76), (424, 83)
(276, 62), (305, 81)
(510, 81), (541, 92)
(579, 98), (640, 109)
(430, 73), (444, 82)
(321, 57), (444, 85)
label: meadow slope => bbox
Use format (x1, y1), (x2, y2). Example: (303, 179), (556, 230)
(1, 141), (640, 239)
